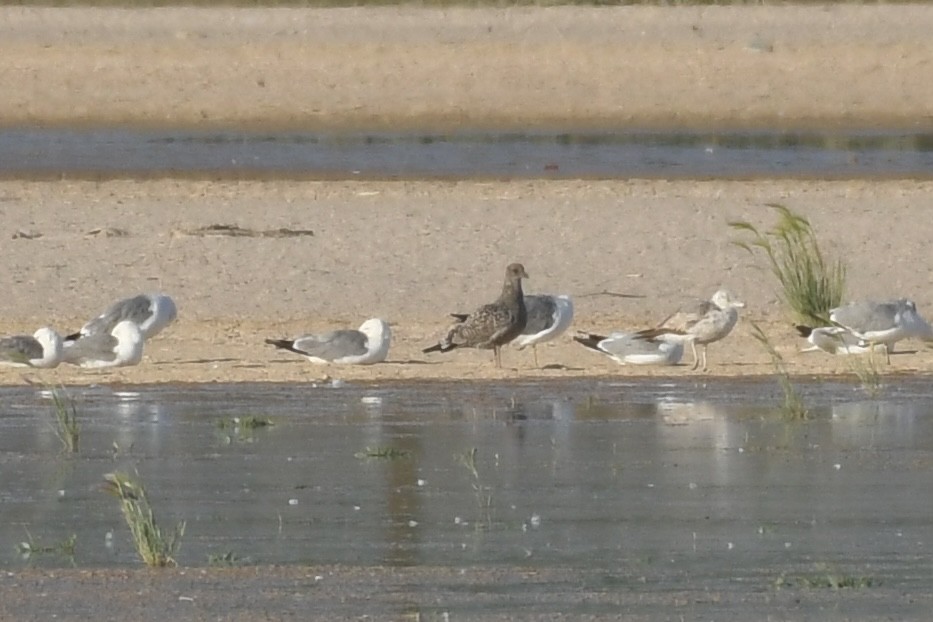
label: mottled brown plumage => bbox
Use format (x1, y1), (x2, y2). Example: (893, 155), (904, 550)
(423, 263), (529, 367)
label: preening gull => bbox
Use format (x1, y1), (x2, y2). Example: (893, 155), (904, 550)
(824, 298), (933, 362)
(451, 294), (574, 367)
(423, 263), (529, 368)
(574, 330), (683, 366)
(0, 327), (64, 368)
(265, 318), (391, 365)
(513, 294), (574, 367)
(62, 320), (144, 368)
(795, 325), (882, 356)
(634, 289), (745, 372)
(67, 293), (177, 342)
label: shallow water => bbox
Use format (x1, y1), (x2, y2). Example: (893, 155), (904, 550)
(2, 376), (932, 612)
(3, 128), (933, 179)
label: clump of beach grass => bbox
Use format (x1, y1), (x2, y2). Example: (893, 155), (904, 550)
(749, 322), (808, 420)
(848, 350), (885, 398)
(48, 385), (79, 453)
(730, 204), (846, 325)
(17, 528), (77, 562)
(355, 445), (410, 460)
(775, 563), (877, 590)
(457, 447), (493, 528)
(101, 471), (185, 567)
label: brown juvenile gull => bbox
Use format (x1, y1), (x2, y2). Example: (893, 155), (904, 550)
(633, 289), (745, 372)
(450, 293), (573, 367)
(423, 263), (529, 368)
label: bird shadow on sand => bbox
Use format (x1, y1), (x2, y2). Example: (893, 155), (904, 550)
(168, 357), (242, 365)
(384, 359), (440, 365)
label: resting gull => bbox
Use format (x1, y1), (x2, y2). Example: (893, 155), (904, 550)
(822, 298), (933, 362)
(0, 327), (64, 368)
(62, 320), (144, 369)
(451, 294), (574, 367)
(794, 325), (882, 356)
(574, 330), (683, 366)
(423, 263), (529, 368)
(67, 293), (177, 342)
(634, 289), (745, 372)
(265, 318), (391, 365)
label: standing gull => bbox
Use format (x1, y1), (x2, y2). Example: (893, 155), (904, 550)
(62, 320), (144, 369)
(633, 289), (745, 372)
(574, 330), (683, 366)
(67, 293), (177, 342)
(823, 298), (933, 362)
(451, 294), (574, 367)
(423, 263), (529, 368)
(0, 327), (64, 368)
(265, 318), (391, 365)
(512, 294), (574, 367)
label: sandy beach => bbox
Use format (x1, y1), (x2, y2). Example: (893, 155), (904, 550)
(1, 6), (933, 385)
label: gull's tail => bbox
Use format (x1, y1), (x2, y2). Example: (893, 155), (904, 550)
(572, 332), (605, 352)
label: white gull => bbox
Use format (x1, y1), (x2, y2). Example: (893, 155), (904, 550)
(63, 320), (144, 368)
(574, 330), (683, 366)
(0, 327), (64, 368)
(633, 289), (744, 372)
(67, 293), (177, 342)
(266, 318), (391, 365)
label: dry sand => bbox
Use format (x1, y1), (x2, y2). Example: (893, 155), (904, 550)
(1, 5), (933, 385)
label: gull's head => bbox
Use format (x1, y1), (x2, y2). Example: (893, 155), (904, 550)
(360, 318), (391, 343)
(33, 327), (63, 362)
(112, 320), (143, 344)
(506, 263), (529, 281)
(712, 289), (745, 309)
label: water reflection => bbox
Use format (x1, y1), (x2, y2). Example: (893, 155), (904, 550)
(4, 128), (933, 179)
(0, 379), (931, 600)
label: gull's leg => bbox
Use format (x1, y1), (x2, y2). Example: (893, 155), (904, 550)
(533, 344), (540, 368)
(701, 344), (709, 372)
(689, 340), (700, 371)
(494, 346), (502, 368)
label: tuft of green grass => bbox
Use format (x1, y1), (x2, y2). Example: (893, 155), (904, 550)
(48, 385), (79, 453)
(749, 322), (808, 420)
(457, 447), (493, 528)
(207, 551), (247, 567)
(355, 445), (410, 460)
(101, 471), (185, 567)
(216, 415), (274, 430)
(776, 571), (876, 590)
(848, 349), (885, 398)
(730, 204), (846, 326)
(17, 529), (77, 561)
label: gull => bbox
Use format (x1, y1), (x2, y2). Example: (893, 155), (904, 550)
(423, 263), (528, 368)
(824, 298), (933, 362)
(62, 320), (144, 368)
(451, 294), (574, 367)
(513, 294), (574, 367)
(0, 327), (64, 368)
(634, 289), (745, 372)
(574, 330), (683, 366)
(67, 293), (177, 342)
(265, 318), (391, 365)
(795, 325), (882, 356)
